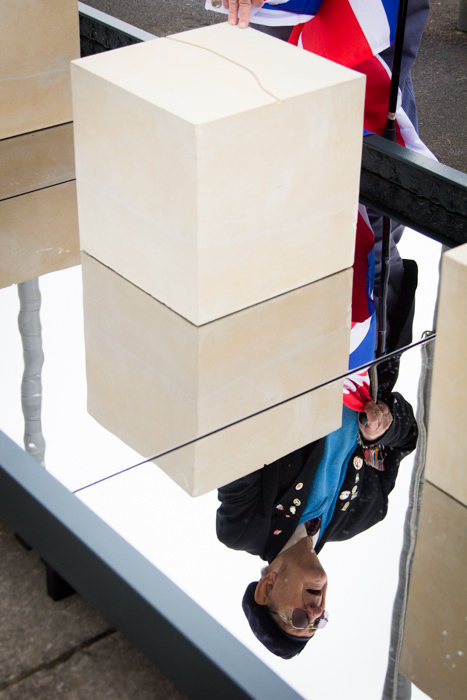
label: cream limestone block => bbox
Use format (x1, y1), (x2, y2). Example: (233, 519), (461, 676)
(0, 0), (80, 139)
(0, 123), (75, 201)
(425, 244), (467, 506)
(400, 483), (466, 700)
(72, 23), (365, 325)
(82, 253), (351, 494)
(0, 181), (80, 288)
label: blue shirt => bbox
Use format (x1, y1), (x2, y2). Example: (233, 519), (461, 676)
(299, 406), (359, 540)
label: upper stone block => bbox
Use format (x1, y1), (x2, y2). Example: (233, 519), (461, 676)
(72, 23), (365, 325)
(0, 0), (80, 139)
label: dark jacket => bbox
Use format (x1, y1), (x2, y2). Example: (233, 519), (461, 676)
(216, 390), (418, 563)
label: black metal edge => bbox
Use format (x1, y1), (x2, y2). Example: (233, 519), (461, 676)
(361, 134), (467, 246)
(0, 430), (303, 700)
(78, 2), (157, 55)
(364, 133), (467, 187)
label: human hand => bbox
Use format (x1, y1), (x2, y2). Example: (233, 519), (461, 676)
(358, 401), (393, 442)
(223, 0), (265, 28)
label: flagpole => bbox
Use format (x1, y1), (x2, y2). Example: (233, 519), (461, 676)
(383, 0), (410, 142)
(376, 0), (410, 368)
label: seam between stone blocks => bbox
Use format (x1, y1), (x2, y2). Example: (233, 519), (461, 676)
(0, 67), (71, 83)
(166, 36), (282, 104)
(0, 178), (76, 205)
(0, 628), (117, 693)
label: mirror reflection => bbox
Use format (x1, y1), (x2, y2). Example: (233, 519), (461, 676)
(216, 358), (418, 659)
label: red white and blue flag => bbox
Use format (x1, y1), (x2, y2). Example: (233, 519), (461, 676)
(207, 0), (399, 37)
(289, 0), (398, 65)
(343, 206), (375, 411)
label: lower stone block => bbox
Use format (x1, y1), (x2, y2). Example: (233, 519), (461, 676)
(0, 181), (80, 288)
(82, 253), (351, 495)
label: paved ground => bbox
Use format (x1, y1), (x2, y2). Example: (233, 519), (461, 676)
(412, 0), (467, 172)
(2, 2), (466, 699)
(0, 517), (188, 700)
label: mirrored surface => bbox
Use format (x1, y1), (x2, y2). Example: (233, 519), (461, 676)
(0, 221), (441, 698)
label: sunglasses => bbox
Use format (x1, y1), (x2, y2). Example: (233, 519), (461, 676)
(272, 608), (329, 631)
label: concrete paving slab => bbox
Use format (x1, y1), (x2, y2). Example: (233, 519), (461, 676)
(412, 0), (467, 173)
(0, 518), (111, 686)
(0, 632), (188, 700)
(82, 0), (223, 37)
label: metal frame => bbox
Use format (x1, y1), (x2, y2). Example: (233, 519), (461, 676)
(1, 4), (466, 699)
(78, 2), (157, 55)
(361, 134), (467, 247)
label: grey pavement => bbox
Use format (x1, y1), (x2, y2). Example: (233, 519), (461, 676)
(83, 0), (224, 36)
(2, 2), (466, 699)
(411, 0), (467, 173)
(0, 518), (187, 700)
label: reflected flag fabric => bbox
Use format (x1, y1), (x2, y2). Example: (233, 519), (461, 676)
(343, 206), (375, 411)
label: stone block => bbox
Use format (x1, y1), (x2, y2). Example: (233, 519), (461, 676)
(399, 483), (466, 700)
(0, 0), (80, 139)
(82, 253), (351, 495)
(0, 123), (75, 201)
(0, 181), (80, 288)
(72, 23), (365, 324)
(425, 244), (467, 506)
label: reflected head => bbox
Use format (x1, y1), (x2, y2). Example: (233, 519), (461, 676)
(242, 581), (310, 659)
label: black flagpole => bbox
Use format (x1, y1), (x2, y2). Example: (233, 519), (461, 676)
(366, 0), (410, 411)
(376, 0), (410, 365)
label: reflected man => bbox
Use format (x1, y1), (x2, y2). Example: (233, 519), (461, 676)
(217, 383), (417, 658)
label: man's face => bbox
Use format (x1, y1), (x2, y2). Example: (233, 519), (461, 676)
(255, 537), (328, 638)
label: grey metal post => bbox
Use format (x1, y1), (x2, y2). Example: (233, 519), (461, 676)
(17, 279), (46, 466)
